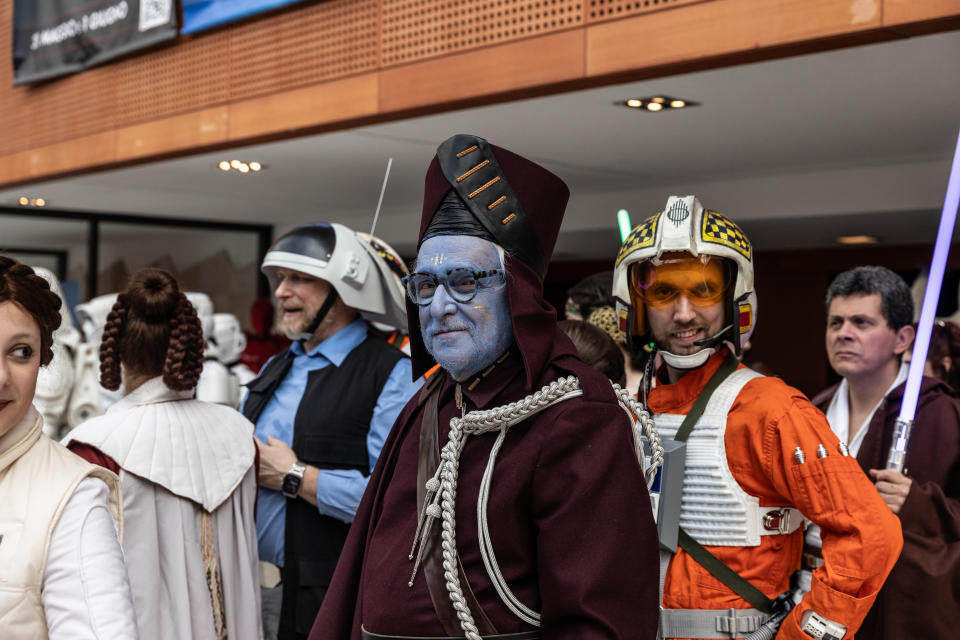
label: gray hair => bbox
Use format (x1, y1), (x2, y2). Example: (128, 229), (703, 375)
(825, 266), (913, 330)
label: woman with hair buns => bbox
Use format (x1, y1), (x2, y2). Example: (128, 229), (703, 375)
(65, 268), (262, 640)
(0, 256), (138, 639)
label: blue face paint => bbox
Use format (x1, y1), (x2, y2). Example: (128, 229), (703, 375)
(416, 235), (513, 381)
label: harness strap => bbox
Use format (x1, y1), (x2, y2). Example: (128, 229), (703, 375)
(669, 352), (774, 614)
(677, 530), (772, 613)
(659, 607), (766, 639)
(673, 352), (740, 442)
(658, 549), (671, 609)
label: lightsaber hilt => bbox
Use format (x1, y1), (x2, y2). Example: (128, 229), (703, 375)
(886, 417), (914, 472)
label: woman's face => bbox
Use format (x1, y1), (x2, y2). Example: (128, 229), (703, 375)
(0, 301), (42, 438)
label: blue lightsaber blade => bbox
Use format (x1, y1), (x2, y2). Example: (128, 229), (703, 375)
(888, 130), (960, 471)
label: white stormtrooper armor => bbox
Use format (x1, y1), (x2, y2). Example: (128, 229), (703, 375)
(189, 293), (244, 408)
(186, 292), (215, 345)
(68, 293), (122, 430)
(212, 312), (256, 386)
(31, 268), (81, 439)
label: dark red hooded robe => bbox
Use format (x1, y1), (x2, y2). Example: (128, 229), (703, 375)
(308, 135), (659, 640)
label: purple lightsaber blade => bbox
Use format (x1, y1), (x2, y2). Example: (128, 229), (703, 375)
(888, 130), (960, 471)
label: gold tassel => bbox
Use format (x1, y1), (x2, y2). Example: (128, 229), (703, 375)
(201, 511), (228, 639)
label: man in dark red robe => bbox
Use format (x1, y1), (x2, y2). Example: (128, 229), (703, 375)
(309, 134), (659, 640)
(812, 266), (960, 640)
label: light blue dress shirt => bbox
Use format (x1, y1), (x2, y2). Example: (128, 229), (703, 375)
(245, 318), (422, 567)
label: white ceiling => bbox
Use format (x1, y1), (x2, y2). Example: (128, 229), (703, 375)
(3, 29), (960, 260)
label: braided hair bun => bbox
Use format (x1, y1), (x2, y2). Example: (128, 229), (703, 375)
(100, 268), (204, 392)
(0, 256), (63, 366)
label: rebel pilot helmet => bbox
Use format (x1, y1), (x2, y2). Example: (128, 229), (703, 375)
(354, 231), (409, 333)
(611, 195), (757, 370)
(261, 222), (408, 341)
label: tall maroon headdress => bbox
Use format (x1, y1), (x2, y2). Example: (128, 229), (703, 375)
(408, 134), (573, 389)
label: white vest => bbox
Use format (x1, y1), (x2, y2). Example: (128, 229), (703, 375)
(0, 406), (121, 639)
(655, 368), (782, 547)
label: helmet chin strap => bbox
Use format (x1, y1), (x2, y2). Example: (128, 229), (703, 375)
(660, 348), (716, 370)
(659, 324), (733, 370)
(292, 289), (340, 343)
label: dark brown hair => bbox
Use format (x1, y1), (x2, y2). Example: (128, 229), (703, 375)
(0, 256), (62, 366)
(558, 318), (626, 387)
(100, 268), (204, 392)
(924, 320), (960, 395)
(566, 271), (615, 319)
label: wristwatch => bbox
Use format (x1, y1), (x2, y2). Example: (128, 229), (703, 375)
(281, 461), (306, 499)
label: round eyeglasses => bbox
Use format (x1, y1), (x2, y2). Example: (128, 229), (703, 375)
(403, 268), (504, 306)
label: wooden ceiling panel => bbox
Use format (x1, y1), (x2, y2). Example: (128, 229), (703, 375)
(1, 0), (957, 183)
(113, 31), (232, 128)
(381, 0), (584, 66)
(586, 0), (706, 23)
(229, 0), (379, 100)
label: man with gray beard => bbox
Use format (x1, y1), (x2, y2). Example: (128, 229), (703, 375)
(242, 223), (423, 640)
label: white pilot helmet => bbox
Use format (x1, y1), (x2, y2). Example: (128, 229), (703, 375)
(354, 231), (409, 333)
(612, 195), (757, 369)
(261, 222), (407, 333)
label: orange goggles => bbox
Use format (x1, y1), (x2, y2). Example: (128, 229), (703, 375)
(631, 256), (730, 309)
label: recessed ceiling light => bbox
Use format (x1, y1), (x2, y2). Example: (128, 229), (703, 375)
(18, 196), (46, 207)
(217, 159), (266, 174)
(836, 235), (880, 245)
(620, 95), (698, 112)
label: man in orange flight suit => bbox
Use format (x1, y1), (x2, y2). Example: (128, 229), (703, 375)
(611, 196), (902, 640)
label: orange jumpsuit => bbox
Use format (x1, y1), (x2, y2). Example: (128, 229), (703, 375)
(650, 352), (902, 639)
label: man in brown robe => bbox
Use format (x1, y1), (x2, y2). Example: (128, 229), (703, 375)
(308, 134), (660, 640)
(812, 265), (960, 639)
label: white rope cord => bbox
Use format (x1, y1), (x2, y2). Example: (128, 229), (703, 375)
(477, 427), (541, 627)
(410, 375), (662, 639)
(612, 383), (664, 489)
(437, 424), (484, 639)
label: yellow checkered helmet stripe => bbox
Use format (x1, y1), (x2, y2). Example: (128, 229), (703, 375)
(615, 213), (660, 267)
(701, 209), (751, 260)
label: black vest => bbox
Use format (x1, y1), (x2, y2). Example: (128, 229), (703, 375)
(243, 335), (405, 639)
